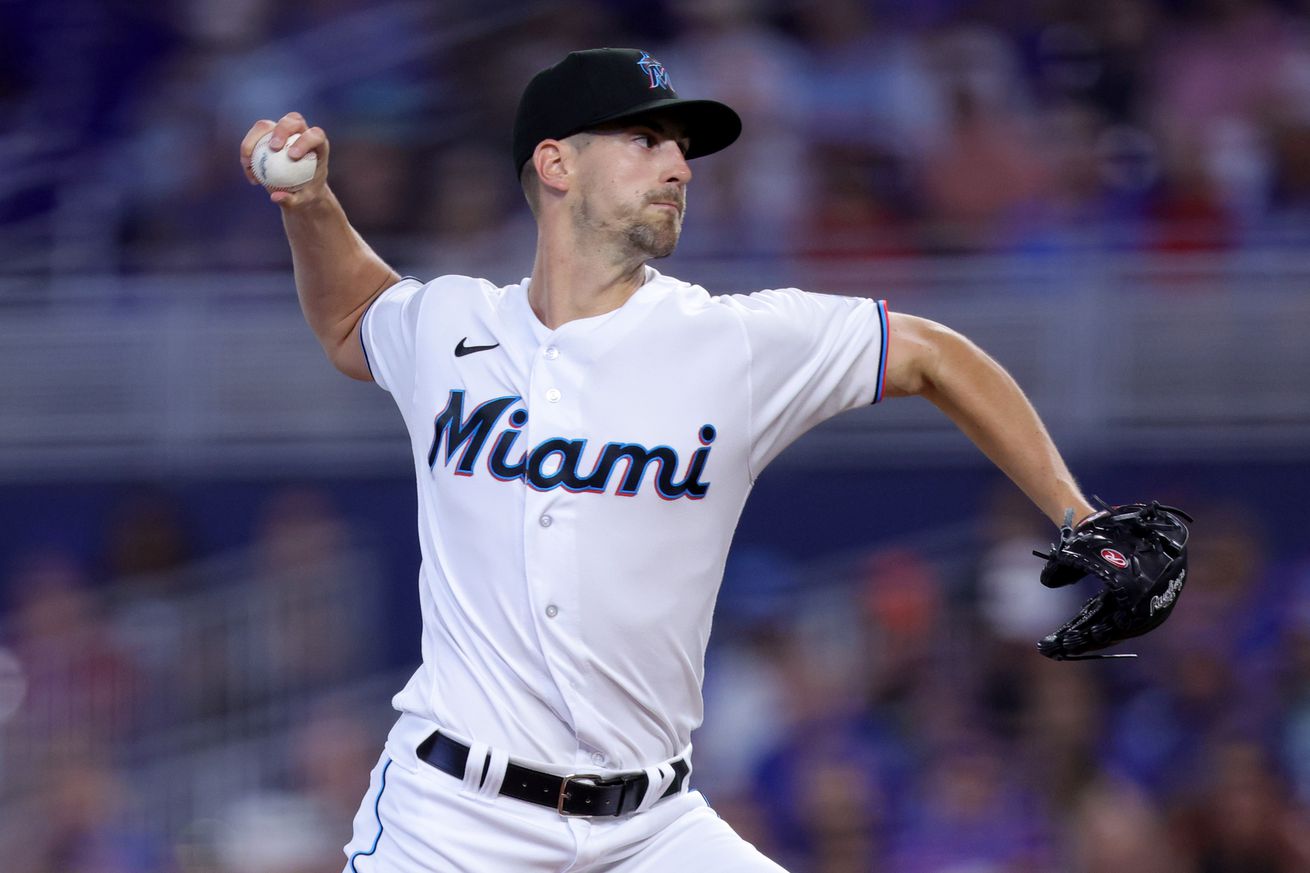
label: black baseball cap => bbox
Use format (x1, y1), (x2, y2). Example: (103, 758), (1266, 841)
(512, 48), (742, 176)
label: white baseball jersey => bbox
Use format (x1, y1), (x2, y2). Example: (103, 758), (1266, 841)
(360, 266), (888, 775)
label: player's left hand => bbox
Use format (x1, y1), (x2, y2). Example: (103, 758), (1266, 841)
(1032, 498), (1192, 660)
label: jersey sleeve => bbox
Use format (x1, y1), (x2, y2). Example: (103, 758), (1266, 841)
(359, 276), (429, 397)
(724, 289), (889, 475)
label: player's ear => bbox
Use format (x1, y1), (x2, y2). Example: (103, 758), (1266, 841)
(534, 141), (570, 196)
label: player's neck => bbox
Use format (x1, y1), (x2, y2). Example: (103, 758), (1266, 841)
(527, 235), (648, 330)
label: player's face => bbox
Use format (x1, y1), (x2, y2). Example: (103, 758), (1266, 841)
(569, 117), (692, 260)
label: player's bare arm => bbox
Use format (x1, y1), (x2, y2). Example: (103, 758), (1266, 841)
(882, 312), (1094, 525)
(240, 112), (401, 381)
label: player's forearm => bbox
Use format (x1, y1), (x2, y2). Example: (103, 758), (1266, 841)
(281, 186), (401, 360)
(918, 326), (1092, 525)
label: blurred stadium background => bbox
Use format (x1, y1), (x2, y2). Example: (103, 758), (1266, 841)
(3, 0), (1310, 870)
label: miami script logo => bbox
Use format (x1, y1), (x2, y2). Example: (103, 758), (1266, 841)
(428, 390), (714, 500)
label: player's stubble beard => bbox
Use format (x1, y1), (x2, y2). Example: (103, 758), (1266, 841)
(573, 186), (685, 262)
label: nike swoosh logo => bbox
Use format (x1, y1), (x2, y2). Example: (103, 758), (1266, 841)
(455, 337), (500, 357)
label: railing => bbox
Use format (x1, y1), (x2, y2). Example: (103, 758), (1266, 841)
(1, 251), (1305, 480)
(0, 541), (402, 844)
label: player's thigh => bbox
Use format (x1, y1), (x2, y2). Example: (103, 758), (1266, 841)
(341, 752), (572, 873)
(611, 801), (788, 873)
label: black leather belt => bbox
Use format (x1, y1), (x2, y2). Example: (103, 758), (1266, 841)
(416, 731), (689, 817)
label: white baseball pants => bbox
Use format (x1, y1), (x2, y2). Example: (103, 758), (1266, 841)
(341, 745), (786, 872)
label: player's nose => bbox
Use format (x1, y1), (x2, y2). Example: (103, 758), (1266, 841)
(663, 142), (692, 185)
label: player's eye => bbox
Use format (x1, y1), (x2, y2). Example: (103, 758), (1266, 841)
(634, 134), (654, 148)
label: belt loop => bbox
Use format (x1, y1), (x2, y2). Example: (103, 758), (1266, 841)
(460, 741), (490, 797)
(633, 761), (676, 814)
(477, 747), (510, 801)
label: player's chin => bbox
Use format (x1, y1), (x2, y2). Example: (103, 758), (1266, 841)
(626, 222), (681, 259)
(652, 223), (681, 253)
(646, 234), (680, 260)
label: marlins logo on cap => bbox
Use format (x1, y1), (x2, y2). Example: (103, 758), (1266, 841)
(636, 51), (671, 90)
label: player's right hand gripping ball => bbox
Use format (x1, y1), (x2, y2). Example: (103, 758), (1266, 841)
(251, 131), (317, 192)
(1033, 499), (1192, 660)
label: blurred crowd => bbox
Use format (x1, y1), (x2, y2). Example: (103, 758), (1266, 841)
(2, 482), (1310, 872)
(0, 486), (393, 873)
(7, 0), (1310, 277)
(699, 488), (1310, 872)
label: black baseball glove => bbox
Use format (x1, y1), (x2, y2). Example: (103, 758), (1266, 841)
(1032, 498), (1192, 660)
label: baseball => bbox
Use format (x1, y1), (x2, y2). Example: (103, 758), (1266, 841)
(251, 131), (317, 191)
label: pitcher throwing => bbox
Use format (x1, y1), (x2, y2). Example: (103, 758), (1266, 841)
(241, 48), (1183, 872)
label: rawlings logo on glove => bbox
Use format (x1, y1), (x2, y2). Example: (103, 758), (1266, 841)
(1033, 498), (1192, 661)
(1149, 571), (1185, 616)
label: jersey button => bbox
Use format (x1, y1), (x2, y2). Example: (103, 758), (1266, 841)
(539, 515), (552, 528)
(590, 751), (606, 766)
(545, 388), (561, 403)
(544, 346), (559, 360)
(545, 604), (559, 619)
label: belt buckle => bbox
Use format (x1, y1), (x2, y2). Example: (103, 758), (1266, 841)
(556, 773), (603, 816)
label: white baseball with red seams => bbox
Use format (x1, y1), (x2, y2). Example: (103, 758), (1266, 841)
(251, 131), (317, 191)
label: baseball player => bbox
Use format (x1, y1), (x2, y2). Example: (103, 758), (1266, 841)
(242, 48), (1095, 872)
